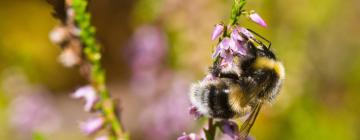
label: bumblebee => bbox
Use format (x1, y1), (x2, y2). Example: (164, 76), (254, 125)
(190, 29), (285, 139)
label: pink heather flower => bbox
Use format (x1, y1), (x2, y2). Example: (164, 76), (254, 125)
(71, 85), (98, 112)
(211, 24), (224, 40)
(177, 132), (202, 140)
(249, 11), (267, 27)
(80, 117), (105, 135)
(229, 39), (245, 56)
(9, 93), (61, 136)
(220, 51), (234, 67)
(219, 37), (231, 50)
(237, 27), (254, 39)
(212, 37), (230, 58)
(231, 29), (244, 41)
(230, 29), (246, 56)
(219, 120), (240, 140)
(212, 37), (240, 67)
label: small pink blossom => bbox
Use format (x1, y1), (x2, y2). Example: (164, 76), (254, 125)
(237, 27), (254, 39)
(212, 37), (231, 58)
(230, 29), (244, 41)
(211, 24), (224, 40)
(71, 85), (98, 112)
(229, 38), (246, 56)
(220, 51), (234, 67)
(80, 117), (105, 135)
(249, 12), (267, 27)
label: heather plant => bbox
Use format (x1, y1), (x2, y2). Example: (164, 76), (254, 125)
(48, 0), (268, 139)
(1, 0), (359, 139)
(48, 0), (128, 139)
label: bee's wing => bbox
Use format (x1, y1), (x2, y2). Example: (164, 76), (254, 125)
(239, 102), (263, 140)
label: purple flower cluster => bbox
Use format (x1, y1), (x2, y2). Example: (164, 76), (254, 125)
(211, 24), (255, 68)
(210, 11), (267, 68)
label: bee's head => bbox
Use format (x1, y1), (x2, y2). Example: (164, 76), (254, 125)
(246, 42), (276, 60)
(256, 45), (276, 60)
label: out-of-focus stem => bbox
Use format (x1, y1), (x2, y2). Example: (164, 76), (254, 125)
(71, 0), (128, 139)
(204, 118), (216, 140)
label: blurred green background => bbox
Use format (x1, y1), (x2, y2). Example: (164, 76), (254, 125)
(0, 0), (360, 140)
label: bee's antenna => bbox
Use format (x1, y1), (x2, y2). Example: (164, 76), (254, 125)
(246, 28), (271, 49)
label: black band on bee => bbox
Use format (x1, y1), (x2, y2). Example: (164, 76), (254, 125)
(207, 84), (235, 118)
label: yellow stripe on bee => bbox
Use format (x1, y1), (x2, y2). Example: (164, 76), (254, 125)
(228, 85), (251, 116)
(253, 57), (285, 79)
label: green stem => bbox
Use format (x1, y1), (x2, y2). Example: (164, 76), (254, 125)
(204, 119), (217, 140)
(71, 0), (128, 139)
(229, 0), (247, 25)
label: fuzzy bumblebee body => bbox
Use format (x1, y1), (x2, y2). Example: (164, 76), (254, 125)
(190, 42), (285, 120)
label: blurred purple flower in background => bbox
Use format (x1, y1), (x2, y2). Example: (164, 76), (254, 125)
(1, 68), (62, 139)
(71, 85), (98, 112)
(128, 24), (168, 98)
(2, 69), (62, 138)
(9, 93), (61, 135)
(139, 75), (194, 139)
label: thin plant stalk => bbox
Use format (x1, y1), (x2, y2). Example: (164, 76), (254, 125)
(205, 0), (247, 139)
(71, 0), (129, 139)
